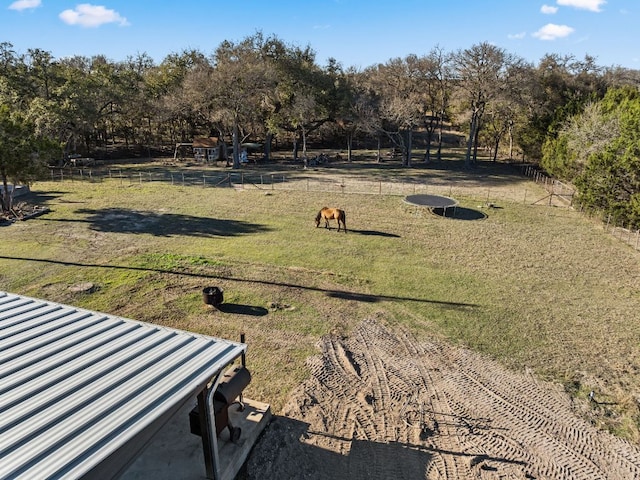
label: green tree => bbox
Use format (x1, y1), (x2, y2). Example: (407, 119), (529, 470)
(545, 87), (640, 226)
(266, 40), (333, 163)
(201, 33), (278, 168)
(147, 49), (208, 144)
(332, 66), (383, 161)
(519, 54), (606, 162)
(0, 106), (58, 212)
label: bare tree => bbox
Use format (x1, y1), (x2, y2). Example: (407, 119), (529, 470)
(365, 56), (429, 167)
(453, 42), (514, 167)
(421, 46), (453, 163)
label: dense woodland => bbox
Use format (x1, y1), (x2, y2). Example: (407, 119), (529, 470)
(1, 34), (640, 225)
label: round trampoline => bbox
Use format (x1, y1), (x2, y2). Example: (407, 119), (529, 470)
(404, 194), (458, 217)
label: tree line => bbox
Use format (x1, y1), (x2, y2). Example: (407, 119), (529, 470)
(1, 33), (640, 223)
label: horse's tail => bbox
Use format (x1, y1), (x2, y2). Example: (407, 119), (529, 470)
(315, 210), (322, 227)
(341, 209), (347, 232)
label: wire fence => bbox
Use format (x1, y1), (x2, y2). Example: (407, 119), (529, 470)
(517, 164), (575, 206)
(48, 164), (640, 252)
(48, 166), (542, 205)
(518, 163), (640, 252)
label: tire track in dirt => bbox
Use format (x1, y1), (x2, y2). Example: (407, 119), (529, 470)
(247, 317), (640, 480)
(389, 325), (476, 479)
(445, 347), (640, 479)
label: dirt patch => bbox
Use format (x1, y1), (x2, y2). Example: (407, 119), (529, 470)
(246, 317), (640, 479)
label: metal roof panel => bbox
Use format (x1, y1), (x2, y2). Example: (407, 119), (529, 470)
(0, 291), (246, 479)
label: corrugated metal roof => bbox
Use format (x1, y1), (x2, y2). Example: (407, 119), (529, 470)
(0, 291), (246, 480)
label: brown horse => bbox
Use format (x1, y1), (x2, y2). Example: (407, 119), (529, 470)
(315, 207), (347, 232)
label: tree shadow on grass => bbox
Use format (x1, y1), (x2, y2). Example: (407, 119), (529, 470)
(0, 255), (478, 310)
(325, 290), (475, 309)
(54, 207), (271, 237)
(22, 190), (65, 205)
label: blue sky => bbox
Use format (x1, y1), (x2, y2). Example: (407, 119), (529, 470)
(2, 0), (638, 70)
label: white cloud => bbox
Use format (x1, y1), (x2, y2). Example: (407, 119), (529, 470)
(508, 32), (526, 40)
(59, 4), (130, 27)
(556, 0), (606, 12)
(8, 0), (41, 11)
(533, 23), (575, 40)
(541, 5), (558, 14)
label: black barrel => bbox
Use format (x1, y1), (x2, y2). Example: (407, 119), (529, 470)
(202, 286), (223, 306)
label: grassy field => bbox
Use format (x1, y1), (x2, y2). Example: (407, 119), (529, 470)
(2, 155), (640, 441)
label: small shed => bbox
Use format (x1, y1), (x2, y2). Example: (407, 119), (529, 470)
(0, 291), (268, 479)
(193, 137), (224, 162)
